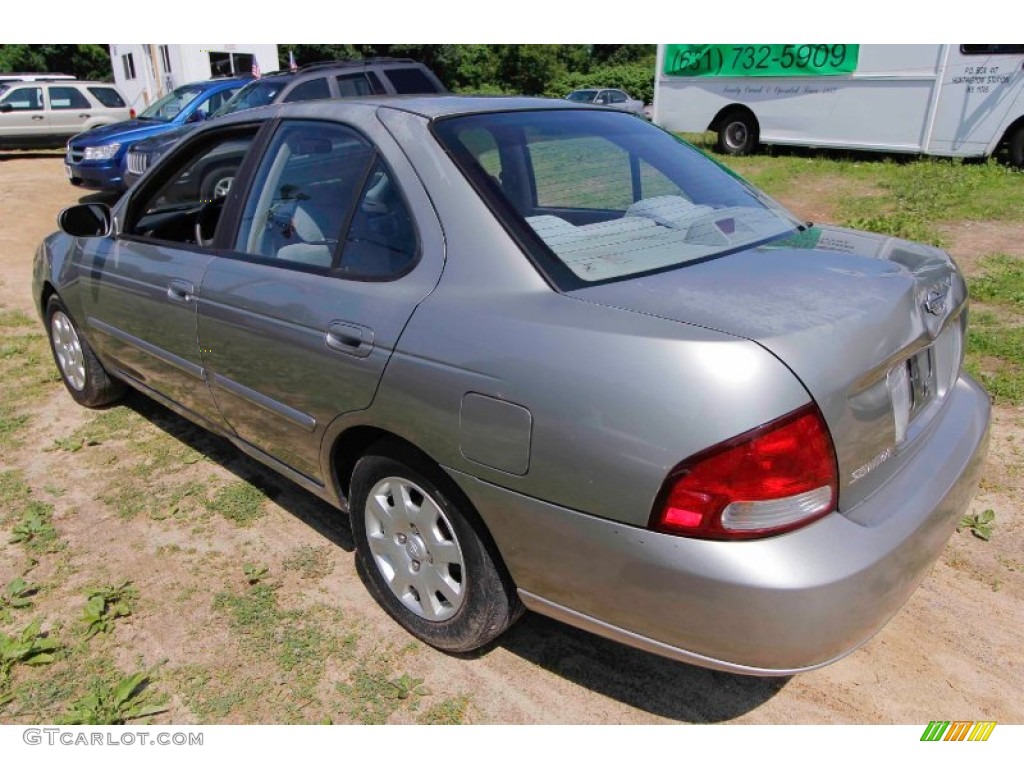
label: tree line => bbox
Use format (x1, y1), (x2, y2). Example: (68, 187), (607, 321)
(0, 44), (657, 104)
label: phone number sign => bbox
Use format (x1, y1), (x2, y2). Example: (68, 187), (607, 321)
(664, 45), (859, 78)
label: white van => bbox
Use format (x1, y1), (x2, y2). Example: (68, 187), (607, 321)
(653, 44), (1024, 167)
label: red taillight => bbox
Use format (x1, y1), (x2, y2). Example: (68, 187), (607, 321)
(650, 403), (838, 540)
(129, 108), (136, 119)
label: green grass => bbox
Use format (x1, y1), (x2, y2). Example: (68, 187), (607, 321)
(283, 545), (335, 581)
(966, 255), (1024, 405)
(970, 254), (1024, 306)
(418, 695), (471, 725)
(204, 481), (269, 526)
(0, 326), (60, 450)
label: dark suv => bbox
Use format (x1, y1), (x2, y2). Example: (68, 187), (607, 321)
(123, 58), (446, 189)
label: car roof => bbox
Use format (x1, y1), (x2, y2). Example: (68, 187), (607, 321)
(266, 95), (593, 120)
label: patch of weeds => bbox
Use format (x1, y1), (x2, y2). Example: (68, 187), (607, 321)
(48, 435), (98, 453)
(204, 481), (268, 526)
(57, 669), (166, 724)
(0, 406), (30, 449)
(0, 309), (34, 329)
(0, 620), (59, 690)
(965, 325), (1024, 405)
(337, 663), (430, 724)
(9, 501), (61, 554)
(0, 469), (31, 520)
(970, 254), (1024, 306)
(66, 407), (140, 445)
(243, 563), (269, 585)
(102, 479), (204, 521)
(283, 545), (335, 580)
(0, 578), (38, 624)
(82, 581), (138, 638)
(418, 695), (471, 725)
(173, 665), (275, 721)
(958, 509), (995, 541)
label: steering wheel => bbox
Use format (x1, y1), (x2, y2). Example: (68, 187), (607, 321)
(194, 197), (226, 247)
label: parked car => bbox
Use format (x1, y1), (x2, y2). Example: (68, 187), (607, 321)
(123, 58), (447, 190)
(64, 77), (250, 192)
(35, 96), (989, 675)
(0, 80), (131, 150)
(566, 87), (647, 116)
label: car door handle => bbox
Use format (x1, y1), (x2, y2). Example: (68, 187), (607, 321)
(78, 113), (91, 119)
(166, 279), (195, 304)
(325, 321), (374, 358)
(31, 115), (44, 121)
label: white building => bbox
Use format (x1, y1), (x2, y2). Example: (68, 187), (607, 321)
(109, 44), (280, 110)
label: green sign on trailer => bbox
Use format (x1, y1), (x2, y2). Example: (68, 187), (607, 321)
(663, 45), (860, 78)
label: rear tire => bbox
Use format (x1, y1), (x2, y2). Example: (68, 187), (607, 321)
(349, 441), (522, 653)
(716, 110), (759, 156)
(45, 295), (123, 408)
(1010, 125), (1024, 169)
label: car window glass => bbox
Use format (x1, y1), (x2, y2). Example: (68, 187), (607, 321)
(138, 85), (204, 122)
(197, 89), (236, 117)
(2, 87), (43, 111)
(366, 71), (385, 94)
(609, 91), (627, 103)
(235, 121), (374, 268)
(385, 68), (440, 94)
(336, 73), (373, 97)
(87, 87), (126, 108)
(339, 160), (418, 278)
(125, 129), (257, 244)
(48, 86), (90, 110)
(530, 132), (634, 210)
(283, 78), (331, 103)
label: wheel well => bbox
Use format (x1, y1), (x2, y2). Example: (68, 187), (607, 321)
(1000, 115), (1024, 147)
(331, 426), (428, 503)
(709, 104), (758, 134)
(40, 281), (57, 315)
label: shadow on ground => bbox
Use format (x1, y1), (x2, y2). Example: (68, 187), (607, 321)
(118, 390), (787, 722)
(120, 389), (354, 553)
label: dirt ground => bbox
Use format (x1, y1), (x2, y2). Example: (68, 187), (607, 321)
(0, 153), (1021, 724)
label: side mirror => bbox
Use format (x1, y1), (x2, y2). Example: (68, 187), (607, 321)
(0, 103), (13, 113)
(58, 203), (112, 238)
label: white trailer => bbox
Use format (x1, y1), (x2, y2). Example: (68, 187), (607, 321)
(653, 44), (1024, 167)
(109, 44), (279, 111)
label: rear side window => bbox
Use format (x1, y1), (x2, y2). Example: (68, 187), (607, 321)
(48, 86), (90, 110)
(87, 87), (126, 108)
(384, 67), (441, 94)
(283, 78), (331, 103)
(336, 73), (374, 97)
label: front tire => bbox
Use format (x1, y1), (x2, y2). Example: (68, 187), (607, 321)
(716, 110), (759, 156)
(349, 442), (522, 653)
(200, 166), (235, 201)
(45, 295), (123, 407)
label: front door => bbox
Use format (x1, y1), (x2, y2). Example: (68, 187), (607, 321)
(77, 124), (262, 430)
(197, 117), (444, 482)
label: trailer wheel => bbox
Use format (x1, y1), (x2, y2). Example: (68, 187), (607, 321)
(1010, 125), (1024, 169)
(716, 110), (759, 156)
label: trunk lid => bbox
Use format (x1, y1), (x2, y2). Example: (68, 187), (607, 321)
(571, 225), (968, 515)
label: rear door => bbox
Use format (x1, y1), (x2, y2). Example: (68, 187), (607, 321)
(46, 85), (94, 140)
(197, 115), (444, 482)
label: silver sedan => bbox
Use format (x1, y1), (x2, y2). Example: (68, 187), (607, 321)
(34, 96), (989, 675)
(566, 87), (647, 116)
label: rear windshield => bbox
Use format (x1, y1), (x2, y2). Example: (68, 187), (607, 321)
(87, 86), (126, 108)
(433, 110), (799, 287)
(138, 84), (204, 121)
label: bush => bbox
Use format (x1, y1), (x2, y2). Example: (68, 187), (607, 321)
(545, 62), (656, 105)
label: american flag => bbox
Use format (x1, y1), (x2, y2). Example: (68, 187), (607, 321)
(252, 60), (261, 79)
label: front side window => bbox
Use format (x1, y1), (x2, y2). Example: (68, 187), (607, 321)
(435, 110), (799, 286)
(126, 128), (257, 245)
(48, 86), (90, 110)
(213, 79), (284, 117)
(1, 87), (43, 111)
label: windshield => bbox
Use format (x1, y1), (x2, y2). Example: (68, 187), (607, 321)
(213, 79), (284, 117)
(566, 90), (597, 103)
(138, 85), (204, 121)
(434, 110), (800, 287)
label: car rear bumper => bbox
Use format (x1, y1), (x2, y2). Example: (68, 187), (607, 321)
(449, 374), (990, 675)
